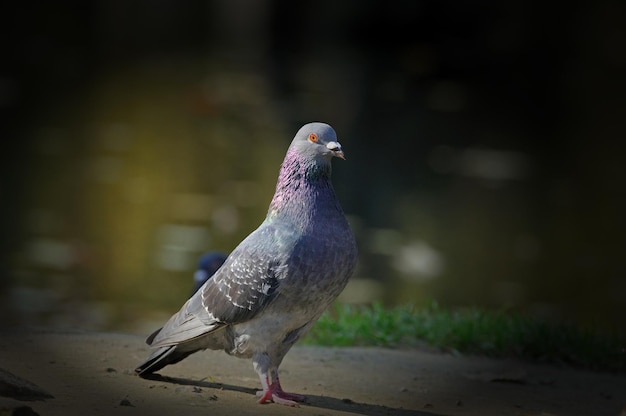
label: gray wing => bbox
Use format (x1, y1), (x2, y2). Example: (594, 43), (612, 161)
(148, 223), (295, 348)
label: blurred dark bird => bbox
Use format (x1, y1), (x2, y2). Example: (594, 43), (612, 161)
(192, 252), (227, 296)
(135, 122), (358, 406)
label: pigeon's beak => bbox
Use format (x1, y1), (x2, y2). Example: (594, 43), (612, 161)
(326, 141), (346, 160)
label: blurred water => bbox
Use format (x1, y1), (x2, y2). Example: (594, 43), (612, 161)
(2, 2), (625, 335)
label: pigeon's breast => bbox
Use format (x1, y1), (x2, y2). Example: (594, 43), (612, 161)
(263, 176), (357, 316)
(282, 215), (356, 299)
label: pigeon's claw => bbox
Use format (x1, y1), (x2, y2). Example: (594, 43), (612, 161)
(256, 376), (305, 406)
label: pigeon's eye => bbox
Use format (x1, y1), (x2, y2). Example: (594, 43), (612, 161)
(308, 133), (318, 143)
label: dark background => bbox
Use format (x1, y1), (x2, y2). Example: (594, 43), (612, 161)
(1, 0), (625, 334)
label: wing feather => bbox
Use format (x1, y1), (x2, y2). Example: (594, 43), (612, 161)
(147, 222), (296, 348)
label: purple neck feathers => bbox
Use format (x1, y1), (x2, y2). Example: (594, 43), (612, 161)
(267, 148), (339, 225)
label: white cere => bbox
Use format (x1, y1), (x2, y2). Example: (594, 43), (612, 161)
(326, 141), (342, 151)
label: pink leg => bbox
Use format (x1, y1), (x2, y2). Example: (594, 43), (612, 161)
(256, 375), (306, 406)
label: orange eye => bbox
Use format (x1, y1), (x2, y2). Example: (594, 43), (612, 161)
(308, 133), (318, 143)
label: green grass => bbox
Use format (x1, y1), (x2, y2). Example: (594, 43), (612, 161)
(303, 302), (626, 372)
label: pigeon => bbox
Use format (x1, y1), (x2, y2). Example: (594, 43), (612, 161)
(191, 252), (227, 295)
(135, 122), (358, 406)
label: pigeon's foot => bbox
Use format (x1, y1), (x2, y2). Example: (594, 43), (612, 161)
(256, 390), (303, 406)
(256, 377), (305, 406)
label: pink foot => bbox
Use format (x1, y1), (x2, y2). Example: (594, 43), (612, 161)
(256, 378), (305, 406)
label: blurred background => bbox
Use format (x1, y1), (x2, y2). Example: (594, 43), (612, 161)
(1, 0), (625, 334)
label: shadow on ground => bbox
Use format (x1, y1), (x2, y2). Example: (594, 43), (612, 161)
(143, 373), (437, 416)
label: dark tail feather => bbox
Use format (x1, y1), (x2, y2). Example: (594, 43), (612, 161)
(135, 345), (195, 377)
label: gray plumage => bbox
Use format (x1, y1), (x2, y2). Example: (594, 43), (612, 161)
(135, 122), (358, 406)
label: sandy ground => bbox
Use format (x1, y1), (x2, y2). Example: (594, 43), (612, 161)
(0, 329), (624, 416)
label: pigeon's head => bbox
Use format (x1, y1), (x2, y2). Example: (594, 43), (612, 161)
(192, 251), (227, 295)
(290, 122), (345, 162)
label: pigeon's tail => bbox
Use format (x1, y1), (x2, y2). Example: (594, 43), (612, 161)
(134, 345), (195, 377)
